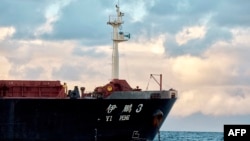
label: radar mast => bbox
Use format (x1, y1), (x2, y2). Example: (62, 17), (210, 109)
(107, 4), (130, 79)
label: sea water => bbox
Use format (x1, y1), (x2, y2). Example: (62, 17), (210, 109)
(153, 131), (223, 141)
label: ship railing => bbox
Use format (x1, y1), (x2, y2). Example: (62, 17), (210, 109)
(107, 15), (123, 24)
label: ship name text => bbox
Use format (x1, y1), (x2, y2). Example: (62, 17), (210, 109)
(105, 103), (143, 122)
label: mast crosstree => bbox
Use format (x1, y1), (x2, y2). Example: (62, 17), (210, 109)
(107, 4), (130, 79)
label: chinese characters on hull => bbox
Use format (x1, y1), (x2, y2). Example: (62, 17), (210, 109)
(105, 103), (144, 122)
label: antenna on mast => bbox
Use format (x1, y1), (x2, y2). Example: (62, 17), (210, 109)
(107, 3), (130, 79)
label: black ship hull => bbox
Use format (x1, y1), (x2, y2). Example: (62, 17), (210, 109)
(0, 98), (176, 141)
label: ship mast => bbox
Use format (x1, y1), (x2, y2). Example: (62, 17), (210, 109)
(107, 4), (130, 79)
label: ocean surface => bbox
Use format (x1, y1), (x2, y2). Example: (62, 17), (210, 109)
(153, 131), (223, 141)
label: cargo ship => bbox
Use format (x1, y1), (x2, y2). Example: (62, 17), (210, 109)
(0, 4), (177, 141)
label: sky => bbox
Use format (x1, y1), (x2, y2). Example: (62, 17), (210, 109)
(1, 0), (250, 132)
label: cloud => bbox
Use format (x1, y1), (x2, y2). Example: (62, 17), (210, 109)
(212, 0), (250, 27)
(172, 86), (250, 117)
(122, 0), (156, 23)
(35, 0), (73, 36)
(175, 25), (206, 45)
(40, 0), (112, 44)
(0, 26), (15, 40)
(0, 56), (11, 79)
(168, 28), (250, 116)
(0, 1), (48, 39)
